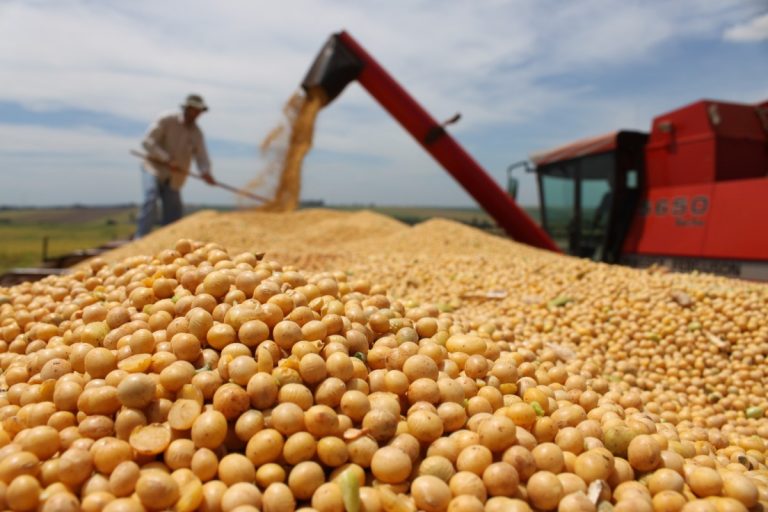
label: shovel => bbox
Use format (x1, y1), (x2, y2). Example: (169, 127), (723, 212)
(130, 150), (269, 203)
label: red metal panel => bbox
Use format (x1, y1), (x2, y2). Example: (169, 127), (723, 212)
(623, 179), (768, 261)
(645, 101), (715, 187)
(336, 31), (559, 252)
(530, 132), (618, 166)
(646, 100), (768, 188)
(703, 178), (768, 260)
(713, 102), (768, 181)
(623, 184), (713, 257)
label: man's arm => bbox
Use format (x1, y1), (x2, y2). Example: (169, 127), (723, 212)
(195, 130), (215, 184)
(141, 117), (171, 162)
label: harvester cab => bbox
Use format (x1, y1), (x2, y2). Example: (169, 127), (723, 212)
(526, 131), (647, 263)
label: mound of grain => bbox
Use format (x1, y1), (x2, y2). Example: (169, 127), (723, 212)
(98, 209), (409, 268)
(2, 236), (768, 512)
(91, 208), (768, 427)
(375, 217), (549, 257)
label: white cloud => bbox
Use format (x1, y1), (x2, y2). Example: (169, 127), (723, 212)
(0, 123), (132, 154)
(1, 0), (751, 132)
(724, 13), (768, 42)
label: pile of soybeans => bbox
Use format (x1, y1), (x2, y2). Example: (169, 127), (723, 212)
(1, 209), (767, 512)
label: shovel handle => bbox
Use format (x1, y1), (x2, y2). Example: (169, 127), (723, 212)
(130, 150), (269, 203)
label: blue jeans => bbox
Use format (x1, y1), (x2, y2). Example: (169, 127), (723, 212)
(135, 166), (182, 238)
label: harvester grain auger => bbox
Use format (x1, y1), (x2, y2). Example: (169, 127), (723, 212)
(301, 31), (560, 253)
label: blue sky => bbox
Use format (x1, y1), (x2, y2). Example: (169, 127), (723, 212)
(0, 0), (766, 207)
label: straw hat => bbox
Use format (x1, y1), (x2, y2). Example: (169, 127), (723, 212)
(181, 94), (209, 111)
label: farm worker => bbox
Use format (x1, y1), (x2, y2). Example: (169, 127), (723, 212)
(134, 93), (215, 238)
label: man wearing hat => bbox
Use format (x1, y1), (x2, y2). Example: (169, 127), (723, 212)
(135, 93), (216, 238)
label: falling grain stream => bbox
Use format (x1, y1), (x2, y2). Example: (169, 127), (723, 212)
(240, 88), (326, 212)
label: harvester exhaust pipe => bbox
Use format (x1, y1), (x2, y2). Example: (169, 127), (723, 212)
(301, 34), (364, 104)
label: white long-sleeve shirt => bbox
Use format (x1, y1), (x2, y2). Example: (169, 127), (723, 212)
(141, 111), (212, 190)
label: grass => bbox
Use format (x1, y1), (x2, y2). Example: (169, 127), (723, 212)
(0, 207), (136, 273)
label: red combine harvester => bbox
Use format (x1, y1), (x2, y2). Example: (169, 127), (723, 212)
(303, 31), (768, 279)
(524, 100), (768, 280)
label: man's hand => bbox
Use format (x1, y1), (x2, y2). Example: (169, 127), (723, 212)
(202, 174), (216, 185)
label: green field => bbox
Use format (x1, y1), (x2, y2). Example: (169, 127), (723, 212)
(0, 207), (137, 273)
(0, 204), (540, 275)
